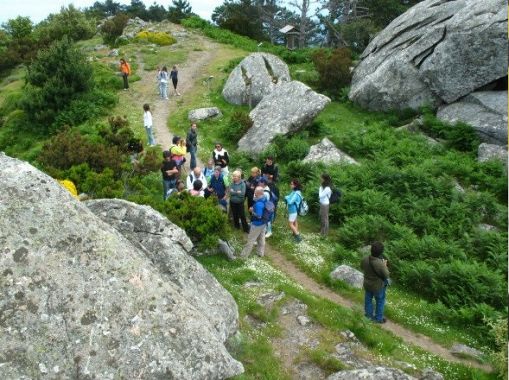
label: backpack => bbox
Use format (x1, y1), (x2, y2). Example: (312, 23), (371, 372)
(329, 188), (342, 204)
(262, 199), (275, 223)
(297, 194), (309, 216)
(264, 189), (279, 204)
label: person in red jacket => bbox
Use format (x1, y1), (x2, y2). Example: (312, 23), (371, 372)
(119, 58), (131, 90)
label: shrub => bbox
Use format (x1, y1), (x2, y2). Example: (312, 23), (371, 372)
(161, 193), (229, 249)
(38, 128), (126, 175)
(135, 31), (176, 46)
(270, 135), (309, 162)
(22, 37), (93, 130)
(488, 317), (508, 378)
(282, 161), (315, 185)
(312, 48), (352, 98)
(100, 13), (129, 46)
(220, 111), (252, 143)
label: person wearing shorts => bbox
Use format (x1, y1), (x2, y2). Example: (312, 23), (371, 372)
(284, 179), (303, 243)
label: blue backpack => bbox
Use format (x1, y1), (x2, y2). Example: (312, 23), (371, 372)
(262, 199), (275, 223)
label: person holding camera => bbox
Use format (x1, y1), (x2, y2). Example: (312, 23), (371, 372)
(361, 241), (390, 323)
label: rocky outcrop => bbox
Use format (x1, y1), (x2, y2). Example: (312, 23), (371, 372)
(222, 53), (291, 107)
(327, 367), (417, 380)
(330, 265), (364, 289)
(85, 199), (239, 342)
(437, 91), (508, 145)
(238, 81), (330, 155)
(450, 343), (484, 362)
(188, 107), (222, 121)
(349, 0), (508, 111)
(303, 138), (359, 165)
(477, 143), (508, 166)
(0, 153), (243, 379)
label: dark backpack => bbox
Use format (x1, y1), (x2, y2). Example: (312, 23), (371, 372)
(264, 189), (279, 204)
(329, 188), (342, 204)
(262, 199), (275, 223)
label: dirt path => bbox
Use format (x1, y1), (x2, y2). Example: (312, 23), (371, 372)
(135, 30), (218, 170)
(264, 244), (492, 372)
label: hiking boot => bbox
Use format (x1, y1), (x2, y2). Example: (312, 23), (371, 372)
(294, 234), (302, 243)
(265, 231), (272, 238)
(375, 318), (387, 324)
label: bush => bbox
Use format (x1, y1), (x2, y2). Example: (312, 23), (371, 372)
(268, 135), (310, 162)
(488, 317), (508, 378)
(161, 193), (229, 249)
(312, 48), (352, 98)
(100, 13), (129, 46)
(220, 111), (252, 143)
(35, 5), (96, 44)
(135, 31), (176, 46)
(22, 37), (93, 130)
(38, 128), (126, 175)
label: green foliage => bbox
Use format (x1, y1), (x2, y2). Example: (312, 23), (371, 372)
(219, 111), (252, 143)
(487, 317), (508, 379)
(282, 161), (315, 185)
(161, 194), (229, 249)
(2, 16), (33, 39)
(181, 16), (314, 64)
(38, 128), (126, 175)
(212, 0), (266, 41)
(100, 13), (129, 46)
(168, 0), (193, 24)
(22, 37), (93, 130)
(266, 135), (310, 163)
(340, 19), (379, 54)
(312, 48), (353, 98)
(135, 31), (176, 46)
(421, 109), (480, 152)
(35, 5), (96, 45)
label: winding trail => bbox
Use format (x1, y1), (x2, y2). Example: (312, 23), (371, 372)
(264, 244), (492, 372)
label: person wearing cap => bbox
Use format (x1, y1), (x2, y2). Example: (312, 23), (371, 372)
(361, 241), (390, 324)
(207, 166), (229, 211)
(239, 186), (267, 258)
(212, 142), (229, 176)
(258, 176), (274, 238)
(161, 150), (179, 200)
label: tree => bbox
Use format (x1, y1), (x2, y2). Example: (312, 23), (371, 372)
(126, 0), (148, 20)
(2, 16), (33, 39)
(212, 0), (266, 41)
(168, 0), (193, 24)
(35, 5), (96, 45)
(312, 48), (352, 97)
(100, 13), (129, 46)
(86, 0), (125, 18)
(22, 37), (94, 129)
(288, 0), (320, 47)
(147, 2), (168, 21)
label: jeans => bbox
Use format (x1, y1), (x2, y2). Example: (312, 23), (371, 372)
(364, 286), (386, 322)
(163, 178), (177, 200)
(189, 145), (197, 170)
(159, 81), (168, 99)
(145, 126), (156, 146)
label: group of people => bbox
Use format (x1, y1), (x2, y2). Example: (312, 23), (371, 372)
(156, 65), (180, 99)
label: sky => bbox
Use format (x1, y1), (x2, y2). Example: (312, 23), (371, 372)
(0, 0), (224, 24)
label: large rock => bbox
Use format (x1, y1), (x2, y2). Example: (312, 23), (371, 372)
(327, 366), (417, 380)
(349, 0), (508, 111)
(238, 81), (330, 155)
(0, 153), (243, 379)
(85, 199), (238, 342)
(477, 143), (508, 166)
(303, 138), (359, 165)
(222, 53), (291, 107)
(330, 265), (364, 289)
(437, 91), (508, 144)
(188, 107), (222, 121)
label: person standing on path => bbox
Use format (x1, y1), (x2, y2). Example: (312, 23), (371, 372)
(361, 241), (390, 324)
(240, 186), (267, 258)
(230, 170), (249, 233)
(158, 66), (169, 99)
(284, 179), (303, 243)
(170, 65), (180, 96)
(318, 173), (332, 235)
(186, 122), (198, 170)
(119, 58), (131, 90)
(143, 104), (156, 146)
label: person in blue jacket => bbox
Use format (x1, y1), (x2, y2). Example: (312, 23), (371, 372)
(240, 186), (267, 258)
(284, 178), (303, 243)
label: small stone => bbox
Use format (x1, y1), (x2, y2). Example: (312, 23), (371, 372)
(420, 368), (444, 380)
(169, 328), (177, 335)
(39, 363), (48, 374)
(53, 366), (60, 373)
(297, 315), (311, 326)
(450, 343), (484, 361)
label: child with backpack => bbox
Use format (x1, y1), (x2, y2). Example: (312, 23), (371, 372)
(284, 179), (303, 243)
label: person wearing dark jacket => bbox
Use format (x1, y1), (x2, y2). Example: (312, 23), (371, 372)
(261, 156), (279, 183)
(360, 241), (390, 323)
(186, 123), (198, 170)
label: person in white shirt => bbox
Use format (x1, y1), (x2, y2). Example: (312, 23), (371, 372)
(318, 173), (332, 235)
(143, 104), (156, 147)
(186, 167), (207, 191)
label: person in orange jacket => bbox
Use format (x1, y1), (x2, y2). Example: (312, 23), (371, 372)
(119, 58), (131, 90)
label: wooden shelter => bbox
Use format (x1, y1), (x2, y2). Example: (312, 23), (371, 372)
(279, 25), (300, 50)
